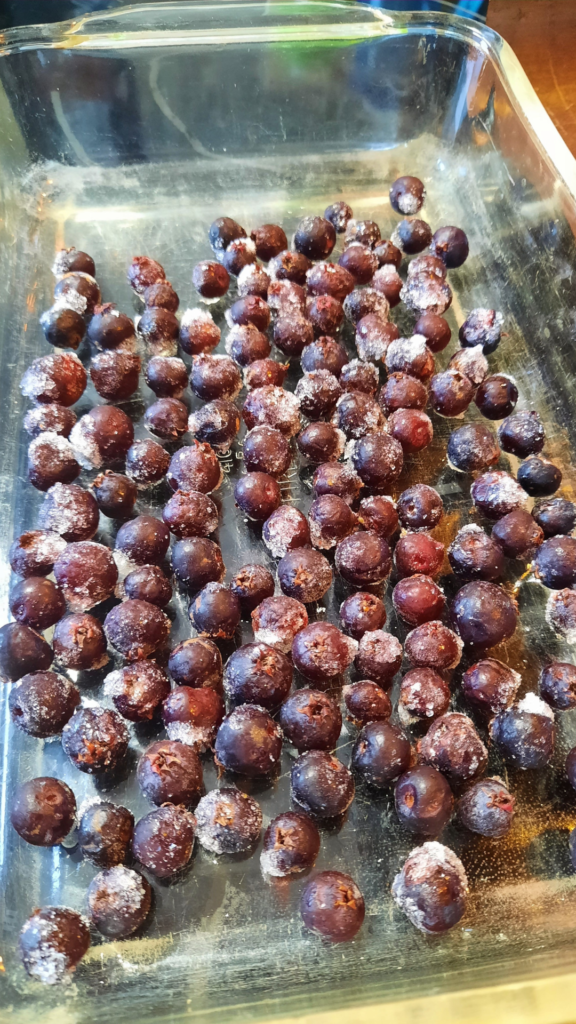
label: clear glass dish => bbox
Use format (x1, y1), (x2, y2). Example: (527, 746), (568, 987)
(1, 3), (576, 1022)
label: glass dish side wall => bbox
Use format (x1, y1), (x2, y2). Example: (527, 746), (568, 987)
(0, 5), (575, 1024)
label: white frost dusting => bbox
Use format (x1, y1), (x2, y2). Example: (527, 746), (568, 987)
(517, 692), (555, 720)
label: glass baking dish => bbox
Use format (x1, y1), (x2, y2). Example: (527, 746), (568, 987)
(1, 2), (576, 1022)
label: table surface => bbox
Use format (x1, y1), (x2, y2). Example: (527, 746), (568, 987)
(488, 0), (576, 157)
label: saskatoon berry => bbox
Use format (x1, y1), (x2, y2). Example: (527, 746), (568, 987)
(268, 250), (312, 285)
(19, 907), (90, 985)
(62, 706), (129, 774)
(242, 385), (301, 437)
(385, 335), (435, 381)
(532, 536), (576, 589)
(292, 622), (357, 683)
(350, 431), (403, 490)
(53, 613), (108, 671)
(251, 223), (287, 261)
(87, 865), (151, 939)
(419, 712), (487, 782)
(115, 514), (170, 566)
(261, 810), (320, 877)
(208, 216), (246, 252)
(127, 255), (165, 295)
(190, 353), (242, 402)
(168, 637), (223, 690)
(192, 260), (230, 299)
(308, 494), (357, 550)
(374, 239), (402, 268)
(91, 471), (137, 519)
(0, 622), (53, 682)
(357, 495), (399, 539)
(379, 372), (427, 415)
(54, 271), (100, 314)
(546, 590), (576, 642)
(533, 498), (576, 537)
(498, 410), (545, 457)
(307, 262), (355, 302)
(390, 218), (432, 254)
(336, 531), (392, 586)
(11, 777), (76, 846)
(190, 582), (241, 639)
(144, 280), (179, 311)
(53, 540), (118, 611)
(33, 418), (73, 465)
(291, 751), (354, 818)
(90, 350), (140, 402)
(343, 680), (392, 725)
(333, 392), (385, 440)
(355, 630), (403, 687)
(215, 705), (282, 777)
(21, 351), (86, 407)
(355, 314), (398, 363)
(393, 575), (445, 625)
(280, 689), (341, 752)
(397, 667), (450, 726)
(387, 408), (433, 454)
(162, 490), (219, 539)
(492, 508), (543, 558)
(352, 720), (411, 787)
(39, 482), (100, 543)
(490, 694), (556, 769)
(224, 642), (292, 711)
(244, 358), (288, 390)
(447, 422), (500, 473)
(389, 175), (425, 215)
(27, 433), (80, 491)
(263, 506), (311, 559)
(9, 671), (79, 738)
(430, 225), (469, 268)
(449, 345), (488, 386)
(179, 308), (220, 356)
(137, 739), (202, 806)
(230, 564), (275, 615)
(372, 264), (402, 305)
(278, 548), (333, 603)
(294, 216), (336, 260)
(324, 200), (353, 233)
(394, 533), (444, 578)
(414, 312), (451, 353)
(274, 315), (314, 358)
(461, 658), (521, 717)
(475, 374), (518, 420)
(88, 304), (135, 351)
(162, 686), (224, 749)
(188, 399), (240, 453)
(228, 296), (271, 332)
(345, 218), (381, 248)
(78, 800), (134, 868)
(397, 484), (443, 531)
(145, 397), (188, 440)
(104, 600), (170, 660)
(301, 871), (364, 942)
(457, 778), (515, 838)
(251, 595), (308, 654)
(125, 439), (170, 486)
(392, 842), (467, 934)
(539, 662), (576, 711)
(307, 295), (344, 337)
(301, 336), (347, 377)
(103, 660), (170, 722)
(395, 766), (453, 836)
(343, 288), (388, 325)
(226, 323), (270, 366)
(459, 308), (503, 353)
(132, 804), (196, 877)
(518, 456), (562, 497)
(295, 369), (342, 419)
(222, 237), (256, 277)
(167, 442), (223, 494)
(452, 581), (518, 648)
(9, 529), (66, 578)
(9, 577), (65, 631)
(471, 470), (528, 520)
(70, 405), (134, 469)
(340, 591), (386, 639)
(53, 246), (95, 277)
(429, 369), (474, 418)
(234, 472), (281, 522)
(338, 243), (378, 285)
(244, 426), (292, 479)
(298, 422), (345, 464)
(405, 621), (462, 671)
(340, 360), (379, 396)
(40, 306), (85, 350)
(195, 789), (262, 854)
(448, 524), (505, 581)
